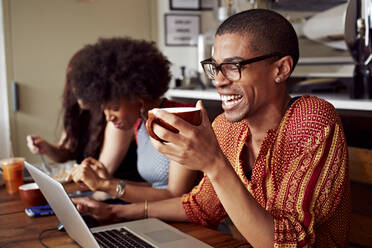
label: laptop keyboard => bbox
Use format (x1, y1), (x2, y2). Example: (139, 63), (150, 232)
(93, 228), (154, 248)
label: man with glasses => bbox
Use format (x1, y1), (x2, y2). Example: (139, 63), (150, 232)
(148, 8), (351, 247)
(74, 9), (351, 247)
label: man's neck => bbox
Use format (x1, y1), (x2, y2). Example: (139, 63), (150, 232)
(242, 94), (291, 169)
(246, 94), (291, 145)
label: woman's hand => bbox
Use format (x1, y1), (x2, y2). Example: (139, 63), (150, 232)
(26, 135), (51, 155)
(67, 157), (111, 191)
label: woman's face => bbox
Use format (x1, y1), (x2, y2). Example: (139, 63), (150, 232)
(103, 98), (141, 130)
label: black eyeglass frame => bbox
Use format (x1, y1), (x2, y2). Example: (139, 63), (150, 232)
(200, 53), (284, 81)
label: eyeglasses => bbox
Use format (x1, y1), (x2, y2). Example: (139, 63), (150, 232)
(200, 53), (283, 81)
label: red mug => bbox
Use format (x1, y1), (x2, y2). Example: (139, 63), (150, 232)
(19, 182), (47, 207)
(146, 107), (201, 142)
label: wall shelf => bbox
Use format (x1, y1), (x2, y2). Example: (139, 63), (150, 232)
(166, 88), (372, 112)
(292, 64), (354, 78)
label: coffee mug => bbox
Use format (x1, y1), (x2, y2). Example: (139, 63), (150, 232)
(146, 107), (201, 142)
(19, 182), (47, 207)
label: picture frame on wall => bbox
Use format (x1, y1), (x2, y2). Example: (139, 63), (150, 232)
(169, 0), (214, 11)
(164, 14), (200, 46)
(170, 0), (199, 10)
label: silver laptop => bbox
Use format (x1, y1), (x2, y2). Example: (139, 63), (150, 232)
(25, 161), (212, 248)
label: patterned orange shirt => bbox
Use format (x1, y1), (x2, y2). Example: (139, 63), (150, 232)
(182, 96), (351, 247)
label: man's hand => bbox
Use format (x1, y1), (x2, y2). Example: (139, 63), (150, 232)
(149, 100), (226, 176)
(67, 157), (111, 191)
(71, 197), (114, 224)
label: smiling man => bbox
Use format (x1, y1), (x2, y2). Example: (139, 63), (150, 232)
(73, 9), (351, 248)
(147, 9), (351, 247)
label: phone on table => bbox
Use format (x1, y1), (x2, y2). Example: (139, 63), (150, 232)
(103, 198), (129, 205)
(68, 190), (94, 198)
(25, 204), (54, 217)
(68, 190), (128, 204)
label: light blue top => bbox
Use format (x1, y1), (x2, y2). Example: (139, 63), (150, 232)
(136, 121), (169, 189)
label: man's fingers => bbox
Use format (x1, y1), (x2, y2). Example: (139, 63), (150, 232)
(151, 122), (175, 143)
(152, 109), (191, 131)
(72, 198), (100, 216)
(76, 202), (91, 215)
(151, 106), (205, 138)
(76, 203), (84, 212)
(196, 100), (210, 125)
(71, 197), (84, 204)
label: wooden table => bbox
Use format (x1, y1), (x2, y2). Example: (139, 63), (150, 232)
(0, 183), (246, 248)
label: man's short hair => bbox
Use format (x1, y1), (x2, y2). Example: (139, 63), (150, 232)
(216, 9), (299, 70)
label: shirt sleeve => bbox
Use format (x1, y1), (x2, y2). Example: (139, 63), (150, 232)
(181, 115), (229, 228)
(181, 175), (227, 227)
(272, 120), (350, 247)
(181, 114), (248, 228)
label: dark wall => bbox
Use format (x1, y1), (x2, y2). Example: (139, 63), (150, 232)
(338, 110), (372, 149)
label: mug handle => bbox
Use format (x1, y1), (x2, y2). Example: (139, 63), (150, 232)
(145, 116), (163, 142)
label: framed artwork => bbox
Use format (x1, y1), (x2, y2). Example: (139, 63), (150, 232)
(164, 14), (200, 46)
(169, 0), (214, 11)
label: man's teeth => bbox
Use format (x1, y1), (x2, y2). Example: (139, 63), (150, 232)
(220, 95), (243, 106)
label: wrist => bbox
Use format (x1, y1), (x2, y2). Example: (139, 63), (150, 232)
(98, 178), (112, 193)
(115, 203), (146, 221)
(109, 204), (127, 222)
(205, 153), (229, 182)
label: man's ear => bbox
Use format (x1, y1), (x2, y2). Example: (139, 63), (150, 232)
(275, 55), (293, 81)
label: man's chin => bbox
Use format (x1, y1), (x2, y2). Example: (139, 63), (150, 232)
(223, 111), (245, 123)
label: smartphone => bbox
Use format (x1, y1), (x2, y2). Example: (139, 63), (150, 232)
(25, 204), (54, 217)
(103, 198), (129, 205)
(68, 190), (94, 198)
